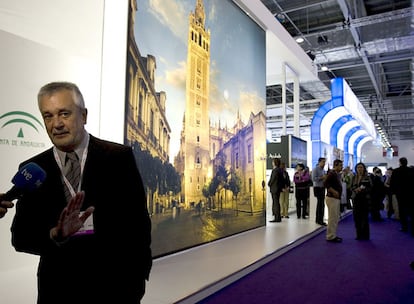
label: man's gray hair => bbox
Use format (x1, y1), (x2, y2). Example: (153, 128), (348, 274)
(37, 81), (85, 109)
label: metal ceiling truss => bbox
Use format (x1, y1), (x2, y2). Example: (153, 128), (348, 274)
(261, 0), (414, 141)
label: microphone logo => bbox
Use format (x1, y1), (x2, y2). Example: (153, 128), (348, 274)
(21, 167), (34, 181)
(21, 167), (43, 188)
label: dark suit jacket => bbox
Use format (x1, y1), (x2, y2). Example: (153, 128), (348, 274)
(11, 135), (152, 303)
(268, 167), (283, 194)
(390, 165), (414, 198)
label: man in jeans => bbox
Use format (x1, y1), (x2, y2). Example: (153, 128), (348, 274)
(312, 157), (327, 226)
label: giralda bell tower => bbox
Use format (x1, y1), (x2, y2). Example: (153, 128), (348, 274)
(183, 0), (211, 204)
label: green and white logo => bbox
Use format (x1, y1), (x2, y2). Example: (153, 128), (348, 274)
(0, 111), (44, 138)
(0, 111), (46, 149)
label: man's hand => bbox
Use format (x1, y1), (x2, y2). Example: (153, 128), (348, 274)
(50, 191), (94, 241)
(0, 197), (14, 218)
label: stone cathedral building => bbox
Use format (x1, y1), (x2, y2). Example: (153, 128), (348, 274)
(174, 0), (211, 205)
(174, 0), (266, 210)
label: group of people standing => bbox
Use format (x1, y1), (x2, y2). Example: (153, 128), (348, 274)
(342, 157), (414, 241)
(268, 157), (320, 223)
(268, 158), (313, 222)
(268, 158), (290, 222)
(268, 157), (344, 243)
(268, 156), (414, 245)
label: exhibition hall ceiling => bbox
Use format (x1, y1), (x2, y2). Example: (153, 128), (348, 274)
(261, 0), (413, 141)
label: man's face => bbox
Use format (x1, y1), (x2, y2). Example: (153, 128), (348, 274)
(39, 90), (87, 152)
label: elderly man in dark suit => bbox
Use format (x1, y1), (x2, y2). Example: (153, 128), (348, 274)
(10, 82), (152, 304)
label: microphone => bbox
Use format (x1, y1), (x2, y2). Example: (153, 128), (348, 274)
(1, 162), (47, 202)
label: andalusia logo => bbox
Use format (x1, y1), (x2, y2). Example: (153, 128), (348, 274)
(0, 111), (44, 138)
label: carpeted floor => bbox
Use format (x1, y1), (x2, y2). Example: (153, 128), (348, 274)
(198, 213), (414, 304)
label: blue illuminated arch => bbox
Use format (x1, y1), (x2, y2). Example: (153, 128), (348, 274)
(311, 78), (376, 167)
(338, 120), (359, 150)
(344, 126), (363, 155)
(310, 101), (332, 142)
(330, 115), (354, 147)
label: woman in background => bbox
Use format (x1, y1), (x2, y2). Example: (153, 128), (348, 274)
(293, 163), (310, 219)
(351, 162), (372, 240)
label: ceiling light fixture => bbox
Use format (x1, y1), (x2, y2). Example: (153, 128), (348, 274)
(275, 13), (286, 23)
(296, 37), (304, 43)
(321, 65), (328, 71)
(374, 122), (391, 148)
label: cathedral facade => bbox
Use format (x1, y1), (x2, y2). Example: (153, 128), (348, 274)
(174, 0), (266, 211)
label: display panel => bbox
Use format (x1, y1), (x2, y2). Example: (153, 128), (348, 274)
(290, 135), (307, 168)
(124, 0), (266, 257)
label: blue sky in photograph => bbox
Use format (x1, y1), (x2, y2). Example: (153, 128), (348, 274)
(134, 0), (266, 159)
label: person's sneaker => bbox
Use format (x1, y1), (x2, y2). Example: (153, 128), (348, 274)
(327, 236), (342, 243)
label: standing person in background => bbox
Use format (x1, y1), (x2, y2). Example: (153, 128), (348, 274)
(268, 158), (283, 223)
(279, 162), (291, 219)
(351, 162), (372, 240)
(324, 159), (344, 243)
(10, 81), (152, 304)
(293, 163), (310, 219)
(342, 166), (354, 210)
(304, 166), (311, 218)
(383, 167), (398, 219)
(370, 167), (385, 221)
(312, 157), (327, 226)
(390, 157), (414, 235)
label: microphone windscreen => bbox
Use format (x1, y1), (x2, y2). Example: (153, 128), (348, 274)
(11, 162), (47, 191)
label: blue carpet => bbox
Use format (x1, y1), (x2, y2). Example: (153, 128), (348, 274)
(198, 213), (414, 304)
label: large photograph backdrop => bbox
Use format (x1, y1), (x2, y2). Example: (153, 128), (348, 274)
(124, 0), (266, 257)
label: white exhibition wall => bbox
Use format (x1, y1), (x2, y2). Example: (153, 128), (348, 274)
(0, 1), (128, 303)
